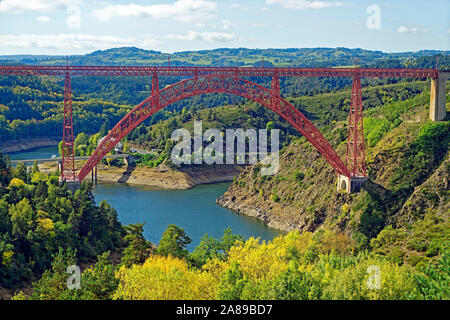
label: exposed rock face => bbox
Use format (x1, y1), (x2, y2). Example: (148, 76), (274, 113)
(86, 164), (244, 190)
(179, 165), (244, 185)
(0, 137), (60, 153)
(216, 141), (350, 233)
(216, 113), (449, 234)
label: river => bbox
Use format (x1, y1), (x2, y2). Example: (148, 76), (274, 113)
(7, 146), (281, 250)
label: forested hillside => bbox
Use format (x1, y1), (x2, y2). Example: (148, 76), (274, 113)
(217, 83), (449, 269)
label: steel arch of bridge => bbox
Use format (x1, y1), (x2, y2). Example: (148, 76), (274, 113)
(1, 64), (438, 183)
(77, 75), (351, 181)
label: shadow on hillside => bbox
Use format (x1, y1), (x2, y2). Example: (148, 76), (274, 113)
(117, 165), (136, 183)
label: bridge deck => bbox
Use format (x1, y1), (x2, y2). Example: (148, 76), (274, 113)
(0, 65), (438, 78)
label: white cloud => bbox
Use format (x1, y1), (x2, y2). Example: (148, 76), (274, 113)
(0, 0), (81, 13)
(261, 7), (269, 11)
(397, 25), (426, 34)
(266, 0), (343, 10)
(221, 19), (232, 30)
(66, 5), (81, 30)
(231, 3), (247, 10)
(167, 31), (237, 42)
(92, 0), (216, 24)
(0, 33), (161, 51)
(36, 16), (51, 22)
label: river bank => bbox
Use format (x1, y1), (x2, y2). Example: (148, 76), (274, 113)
(39, 161), (245, 190)
(0, 137), (60, 153)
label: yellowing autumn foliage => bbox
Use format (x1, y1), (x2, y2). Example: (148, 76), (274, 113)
(36, 218), (54, 235)
(317, 257), (418, 300)
(111, 230), (432, 300)
(204, 231), (354, 284)
(113, 255), (216, 300)
(2, 250), (14, 266)
(9, 177), (25, 187)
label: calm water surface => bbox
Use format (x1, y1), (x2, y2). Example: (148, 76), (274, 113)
(7, 147), (281, 250)
(7, 146), (59, 162)
(93, 182), (281, 250)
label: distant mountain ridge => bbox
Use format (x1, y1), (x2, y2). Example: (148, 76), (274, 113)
(0, 46), (449, 69)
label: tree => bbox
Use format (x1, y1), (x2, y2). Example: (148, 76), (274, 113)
(14, 162), (28, 183)
(156, 224), (191, 260)
(9, 198), (35, 237)
(0, 152), (11, 187)
(77, 251), (119, 300)
(414, 251), (450, 300)
(121, 223), (152, 267)
(191, 227), (243, 266)
(266, 121), (275, 132)
(30, 248), (78, 300)
(217, 261), (248, 300)
(263, 261), (321, 300)
(32, 161), (40, 175)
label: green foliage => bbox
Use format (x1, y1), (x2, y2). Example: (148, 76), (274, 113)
(156, 224), (192, 260)
(76, 251), (119, 300)
(413, 251), (450, 300)
(390, 122), (449, 193)
(358, 208), (386, 240)
(371, 212), (449, 268)
(190, 227), (243, 267)
(271, 193), (280, 202)
(133, 153), (167, 168)
(217, 261), (248, 300)
(0, 152), (125, 289)
(293, 170), (305, 184)
(29, 248), (78, 300)
(263, 261), (322, 300)
(121, 223), (152, 267)
(28, 249), (119, 300)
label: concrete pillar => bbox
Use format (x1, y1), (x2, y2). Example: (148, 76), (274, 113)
(94, 165), (97, 183)
(124, 154), (134, 167)
(66, 181), (81, 194)
(337, 174), (367, 193)
(430, 72), (448, 121)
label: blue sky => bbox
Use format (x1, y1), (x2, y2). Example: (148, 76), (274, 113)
(0, 0), (448, 55)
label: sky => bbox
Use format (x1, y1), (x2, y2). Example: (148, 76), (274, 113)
(0, 0), (448, 55)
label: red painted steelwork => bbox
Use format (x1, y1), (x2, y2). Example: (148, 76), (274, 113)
(346, 77), (366, 177)
(0, 65), (438, 78)
(0, 65), (438, 182)
(61, 75), (77, 182)
(77, 76), (351, 181)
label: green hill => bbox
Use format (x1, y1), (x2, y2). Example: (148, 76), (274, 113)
(216, 82), (449, 268)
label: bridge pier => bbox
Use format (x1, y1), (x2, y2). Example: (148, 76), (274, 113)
(124, 154), (135, 167)
(65, 180), (81, 193)
(337, 174), (367, 193)
(430, 71), (449, 121)
(91, 165), (98, 184)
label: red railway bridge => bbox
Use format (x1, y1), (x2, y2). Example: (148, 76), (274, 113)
(0, 65), (446, 192)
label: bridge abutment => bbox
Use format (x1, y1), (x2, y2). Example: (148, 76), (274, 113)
(337, 175), (367, 193)
(430, 71), (449, 121)
(59, 180), (81, 194)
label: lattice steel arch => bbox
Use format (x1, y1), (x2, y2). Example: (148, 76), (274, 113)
(78, 75), (351, 181)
